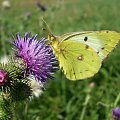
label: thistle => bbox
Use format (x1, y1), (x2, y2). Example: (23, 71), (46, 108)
(0, 69), (8, 86)
(112, 107), (120, 120)
(14, 32), (57, 82)
(0, 32), (58, 119)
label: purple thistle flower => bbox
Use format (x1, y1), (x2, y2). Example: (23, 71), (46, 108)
(13, 32), (57, 82)
(0, 69), (8, 86)
(112, 107), (120, 120)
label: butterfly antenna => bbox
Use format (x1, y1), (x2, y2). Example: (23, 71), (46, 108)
(40, 17), (57, 44)
(41, 17), (53, 35)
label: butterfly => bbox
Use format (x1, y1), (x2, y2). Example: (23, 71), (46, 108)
(47, 30), (120, 80)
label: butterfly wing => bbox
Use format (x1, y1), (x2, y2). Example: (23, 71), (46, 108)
(53, 40), (101, 80)
(60, 31), (120, 60)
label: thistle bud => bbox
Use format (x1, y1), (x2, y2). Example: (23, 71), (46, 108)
(112, 107), (120, 120)
(0, 69), (8, 86)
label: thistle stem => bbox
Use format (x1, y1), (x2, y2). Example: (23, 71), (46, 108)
(107, 92), (120, 120)
(114, 92), (120, 107)
(0, 94), (13, 120)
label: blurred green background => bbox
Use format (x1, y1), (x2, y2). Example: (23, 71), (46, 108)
(0, 0), (120, 120)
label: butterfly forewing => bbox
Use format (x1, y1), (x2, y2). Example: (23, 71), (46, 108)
(61, 31), (120, 60)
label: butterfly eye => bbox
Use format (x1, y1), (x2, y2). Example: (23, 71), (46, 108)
(48, 34), (57, 41)
(51, 36), (55, 41)
(48, 35), (54, 41)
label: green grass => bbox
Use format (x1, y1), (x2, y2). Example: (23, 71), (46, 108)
(0, 0), (120, 120)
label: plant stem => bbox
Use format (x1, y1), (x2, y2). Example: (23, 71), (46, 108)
(0, 93), (13, 120)
(114, 92), (120, 107)
(79, 93), (91, 120)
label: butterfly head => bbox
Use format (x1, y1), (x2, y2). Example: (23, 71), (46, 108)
(48, 34), (58, 41)
(47, 34), (61, 53)
(48, 34), (61, 45)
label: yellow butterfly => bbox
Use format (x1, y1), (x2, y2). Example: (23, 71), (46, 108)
(47, 30), (120, 80)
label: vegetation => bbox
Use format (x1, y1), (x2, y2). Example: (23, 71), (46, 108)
(0, 0), (120, 119)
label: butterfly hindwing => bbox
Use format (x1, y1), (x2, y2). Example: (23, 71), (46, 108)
(54, 40), (101, 80)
